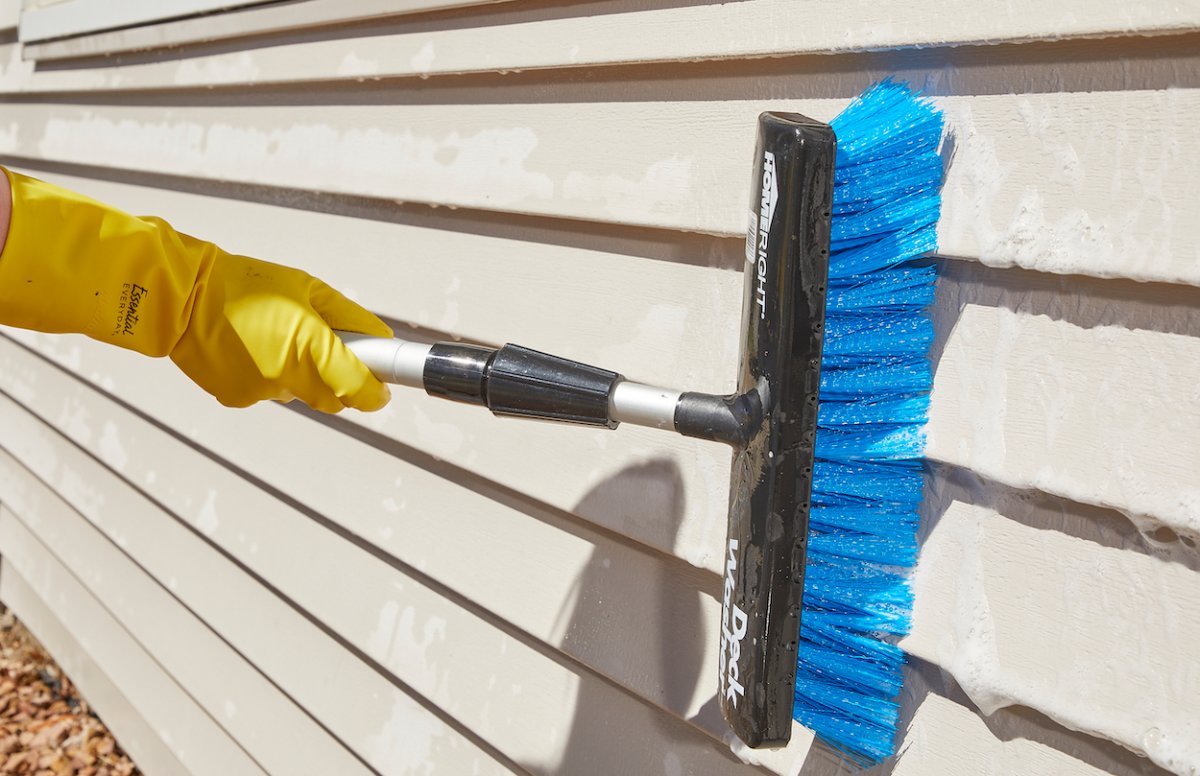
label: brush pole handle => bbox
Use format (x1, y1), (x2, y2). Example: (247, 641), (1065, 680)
(338, 332), (431, 388)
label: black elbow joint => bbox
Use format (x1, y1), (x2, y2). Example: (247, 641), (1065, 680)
(674, 390), (764, 447)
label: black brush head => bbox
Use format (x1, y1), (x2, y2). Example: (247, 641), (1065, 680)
(718, 112), (835, 748)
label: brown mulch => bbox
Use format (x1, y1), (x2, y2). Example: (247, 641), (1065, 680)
(0, 609), (140, 776)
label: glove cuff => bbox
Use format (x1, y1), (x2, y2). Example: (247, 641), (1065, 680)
(0, 167), (214, 357)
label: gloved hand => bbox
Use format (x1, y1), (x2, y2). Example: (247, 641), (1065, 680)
(0, 168), (392, 413)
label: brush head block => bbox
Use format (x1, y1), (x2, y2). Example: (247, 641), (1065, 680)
(719, 112), (836, 748)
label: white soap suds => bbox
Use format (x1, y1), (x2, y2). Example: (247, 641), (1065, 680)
(0, 46), (33, 94)
(917, 497), (1200, 775)
(337, 52), (381, 77)
(57, 397), (92, 446)
(0, 121), (18, 153)
(367, 601), (448, 675)
(37, 116), (556, 211)
(196, 489), (220, 535)
(563, 154), (694, 223)
(365, 698), (444, 775)
(938, 505), (1010, 715)
(57, 466), (104, 519)
(411, 42), (436, 73)
(410, 406), (465, 457)
(97, 421), (128, 472)
(175, 53), (260, 86)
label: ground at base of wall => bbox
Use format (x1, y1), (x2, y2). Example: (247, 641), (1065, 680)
(0, 608), (140, 776)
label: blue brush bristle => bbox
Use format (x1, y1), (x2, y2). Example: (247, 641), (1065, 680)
(792, 79), (944, 764)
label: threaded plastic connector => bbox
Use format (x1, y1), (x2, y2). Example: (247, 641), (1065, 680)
(421, 343), (623, 427)
(486, 345), (622, 427)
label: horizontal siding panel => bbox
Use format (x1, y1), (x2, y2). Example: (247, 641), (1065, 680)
(0, 91), (1195, 286)
(0, 450), (371, 776)
(0, 99), (767, 234)
(904, 478), (1200, 774)
(0, 397), (515, 776)
(0, 558), (191, 776)
(0, 0), (16, 32)
(18, 0), (274, 44)
(0, 344), (803, 774)
(0, 505), (266, 776)
(22, 0), (518, 61)
(14, 1), (1200, 73)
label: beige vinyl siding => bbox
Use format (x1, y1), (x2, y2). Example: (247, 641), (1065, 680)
(0, 2), (1198, 775)
(11, 1), (1200, 75)
(20, 0), (520, 61)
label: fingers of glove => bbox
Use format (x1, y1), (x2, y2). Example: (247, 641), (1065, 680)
(299, 323), (393, 413)
(291, 385), (347, 415)
(169, 346), (261, 409)
(308, 279), (393, 338)
(172, 301), (387, 412)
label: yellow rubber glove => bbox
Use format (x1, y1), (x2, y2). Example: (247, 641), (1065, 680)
(0, 168), (392, 413)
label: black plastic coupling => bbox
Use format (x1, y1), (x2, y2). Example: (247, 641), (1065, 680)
(422, 343), (623, 428)
(674, 390), (764, 447)
(487, 344), (622, 427)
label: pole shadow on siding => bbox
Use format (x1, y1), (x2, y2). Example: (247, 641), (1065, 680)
(551, 461), (717, 773)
